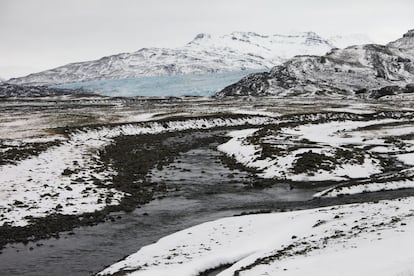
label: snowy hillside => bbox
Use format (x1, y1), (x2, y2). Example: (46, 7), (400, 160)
(218, 29), (414, 98)
(99, 197), (414, 276)
(388, 29), (414, 51)
(186, 31), (335, 65)
(7, 32), (372, 86)
(327, 33), (374, 49)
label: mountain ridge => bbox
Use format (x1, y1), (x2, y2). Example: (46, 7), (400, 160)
(7, 31), (372, 86)
(216, 30), (414, 99)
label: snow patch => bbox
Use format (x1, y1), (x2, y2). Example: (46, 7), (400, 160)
(0, 116), (277, 227)
(99, 197), (414, 276)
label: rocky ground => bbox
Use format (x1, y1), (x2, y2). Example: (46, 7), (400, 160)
(217, 29), (414, 98)
(0, 95), (413, 275)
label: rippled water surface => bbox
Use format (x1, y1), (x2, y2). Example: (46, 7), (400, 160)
(0, 143), (316, 276)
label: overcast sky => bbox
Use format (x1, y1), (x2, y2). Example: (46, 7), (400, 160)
(1, 0), (413, 79)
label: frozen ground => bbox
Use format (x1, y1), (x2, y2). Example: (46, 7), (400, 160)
(217, 112), (414, 196)
(0, 95), (413, 275)
(99, 196), (414, 276)
(0, 115), (276, 227)
(95, 97), (414, 276)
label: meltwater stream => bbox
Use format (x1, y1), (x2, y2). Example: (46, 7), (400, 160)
(0, 142), (316, 276)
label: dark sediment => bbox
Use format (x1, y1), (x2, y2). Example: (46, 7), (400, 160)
(0, 140), (62, 166)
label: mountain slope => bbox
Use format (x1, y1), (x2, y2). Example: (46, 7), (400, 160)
(387, 29), (414, 51)
(217, 30), (414, 98)
(327, 34), (374, 49)
(186, 31), (334, 64)
(7, 32), (371, 86)
(0, 83), (90, 97)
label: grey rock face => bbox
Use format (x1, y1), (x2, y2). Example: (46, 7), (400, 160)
(0, 83), (88, 97)
(217, 30), (414, 98)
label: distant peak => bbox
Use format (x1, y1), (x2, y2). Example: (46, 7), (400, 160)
(230, 31), (263, 36)
(286, 31), (322, 39)
(387, 29), (414, 49)
(329, 33), (373, 40)
(187, 33), (212, 45)
(273, 31), (325, 41)
(328, 33), (374, 48)
(301, 31), (321, 37)
(193, 33), (211, 40)
(403, 29), (414, 38)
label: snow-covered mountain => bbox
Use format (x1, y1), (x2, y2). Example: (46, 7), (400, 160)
(327, 34), (374, 49)
(186, 31), (335, 65)
(388, 29), (414, 51)
(217, 30), (414, 98)
(7, 31), (372, 86)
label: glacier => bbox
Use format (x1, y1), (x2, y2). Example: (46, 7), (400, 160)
(54, 70), (262, 97)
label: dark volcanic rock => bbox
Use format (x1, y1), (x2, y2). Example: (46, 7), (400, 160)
(363, 83), (414, 99)
(216, 72), (271, 97)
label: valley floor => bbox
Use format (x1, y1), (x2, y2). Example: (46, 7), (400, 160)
(0, 95), (413, 275)
(100, 196), (414, 276)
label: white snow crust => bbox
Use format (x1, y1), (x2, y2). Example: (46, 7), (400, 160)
(99, 196), (414, 276)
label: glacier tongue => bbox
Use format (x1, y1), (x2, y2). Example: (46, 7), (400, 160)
(54, 70), (263, 97)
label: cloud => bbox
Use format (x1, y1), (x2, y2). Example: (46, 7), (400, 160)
(0, 0), (413, 78)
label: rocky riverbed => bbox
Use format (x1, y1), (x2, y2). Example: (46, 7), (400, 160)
(0, 95), (413, 275)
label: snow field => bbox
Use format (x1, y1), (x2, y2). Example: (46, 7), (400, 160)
(99, 196), (414, 276)
(0, 116), (277, 226)
(217, 117), (414, 196)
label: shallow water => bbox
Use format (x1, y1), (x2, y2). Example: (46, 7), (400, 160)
(0, 145), (316, 276)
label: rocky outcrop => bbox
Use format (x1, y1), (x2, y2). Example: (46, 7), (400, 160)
(217, 30), (414, 98)
(0, 83), (89, 97)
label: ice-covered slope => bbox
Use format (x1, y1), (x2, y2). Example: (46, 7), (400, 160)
(7, 32), (371, 86)
(327, 34), (374, 49)
(217, 30), (414, 98)
(187, 31), (334, 65)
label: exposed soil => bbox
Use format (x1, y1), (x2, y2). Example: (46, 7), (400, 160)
(0, 97), (413, 275)
(0, 140), (62, 166)
(0, 127), (256, 250)
(98, 130), (231, 213)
